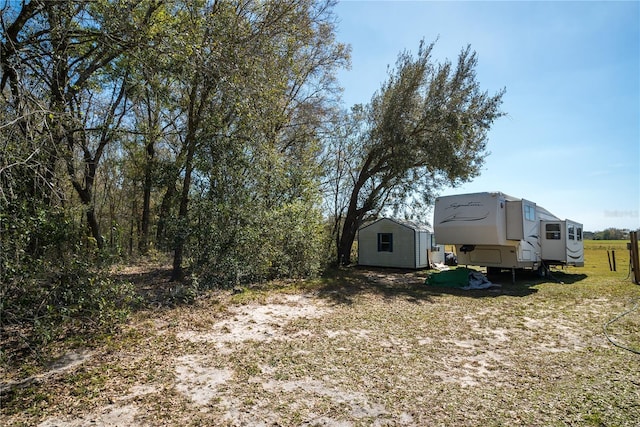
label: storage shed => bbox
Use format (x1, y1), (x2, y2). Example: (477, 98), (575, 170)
(358, 218), (444, 269)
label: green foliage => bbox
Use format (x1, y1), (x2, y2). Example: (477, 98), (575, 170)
(268, 202), (327, 278)
(0, 0), (345, 356)
(189, 198), (326, 288)
(0, 201), (137, 358)
(1, 255), (137, 352)
(590, 228), (632, 240)
(157, 0), (348, 281)
(327, 40), (505, 264)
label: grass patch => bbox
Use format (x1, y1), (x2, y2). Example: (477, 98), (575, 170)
(2, 240), (639, 426)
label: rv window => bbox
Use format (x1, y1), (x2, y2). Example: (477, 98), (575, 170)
(545, 223), (561, 240)
(378, 233), (393, 252)
(577, 228), (583, 241)
(568, 226), (575, 240)
(524, 204), (536, 221)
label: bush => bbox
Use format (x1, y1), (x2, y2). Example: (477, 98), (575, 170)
(1, 257), (137, 352)
(189, 199), (328, 288)
(0, 202), (138, 360)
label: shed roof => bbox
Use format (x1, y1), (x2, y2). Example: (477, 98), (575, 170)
(358, 217), (432, 233)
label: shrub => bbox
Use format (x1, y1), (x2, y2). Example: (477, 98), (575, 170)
(0, 202), (137, 360)
(189, 199), (328, 288)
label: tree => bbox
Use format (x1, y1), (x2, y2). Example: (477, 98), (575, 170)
(164, 0), (349, 282)
(1, 0), (348, 356)
(593, 228), (630, 240)
(1, 1), (165, 350)
(125, 19), (178, 256)
(330, 41), (505, 264)
(1, 0), (165, 249)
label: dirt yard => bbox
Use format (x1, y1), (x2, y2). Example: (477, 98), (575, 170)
(2, 262), (639, 426)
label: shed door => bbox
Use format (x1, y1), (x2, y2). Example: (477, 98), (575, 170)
(418, 231), (428, 267)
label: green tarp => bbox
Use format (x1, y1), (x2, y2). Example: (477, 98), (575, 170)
(425, 267), (475, 288)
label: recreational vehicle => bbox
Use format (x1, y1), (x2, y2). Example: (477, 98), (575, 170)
(433, 192), (584, 276)
(358, 218), (445, 269)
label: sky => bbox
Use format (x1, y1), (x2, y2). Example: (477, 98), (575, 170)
(333, 0), (640, 232)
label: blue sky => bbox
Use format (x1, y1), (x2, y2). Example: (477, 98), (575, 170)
(333, 0), (640, 232)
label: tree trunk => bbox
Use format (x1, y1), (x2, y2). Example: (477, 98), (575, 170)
(170, 165), (192, 282)
(139, 181), (151, 255)
(171, 140), (196, 282)
(337, 215), (359, 265)
(170, 79), (210, 281)
(139, 141), (155, 255)
(336, 166), (380, 265)
(337, 183), (365, 265)
(86, 206), (104, 250)
(129, 198), (136, 257)
(71, 179), (105, 250)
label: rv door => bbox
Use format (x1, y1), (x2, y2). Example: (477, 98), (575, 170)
(541, 220), (566, 263)
(506, 199), (537, 241)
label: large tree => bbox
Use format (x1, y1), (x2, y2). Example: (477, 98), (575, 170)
(168, 0), (349, 282)
(1, 0), (164, 249)
(0, 0), (348, 355)
(329, 41), (505, 265)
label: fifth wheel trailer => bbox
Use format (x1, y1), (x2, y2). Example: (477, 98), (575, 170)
(433, 192), (584, 275)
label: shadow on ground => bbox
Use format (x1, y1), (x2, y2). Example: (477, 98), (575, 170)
(112, 263), (588, 311)
(113, 265), (190, 309)
(312, 266), (587, 306)
(543, 271), (589, 284)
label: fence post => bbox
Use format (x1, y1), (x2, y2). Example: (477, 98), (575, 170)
(612, 250), (616, 272)
(631, 231), (640, 285)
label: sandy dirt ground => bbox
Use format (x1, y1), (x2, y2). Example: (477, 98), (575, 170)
(3, 268), (639, 426)
(33, 294), (348, 426)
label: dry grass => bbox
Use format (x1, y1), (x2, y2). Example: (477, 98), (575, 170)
(2, 240), (639, 426)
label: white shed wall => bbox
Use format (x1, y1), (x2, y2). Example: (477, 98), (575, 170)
(358, 219), (416, 268)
